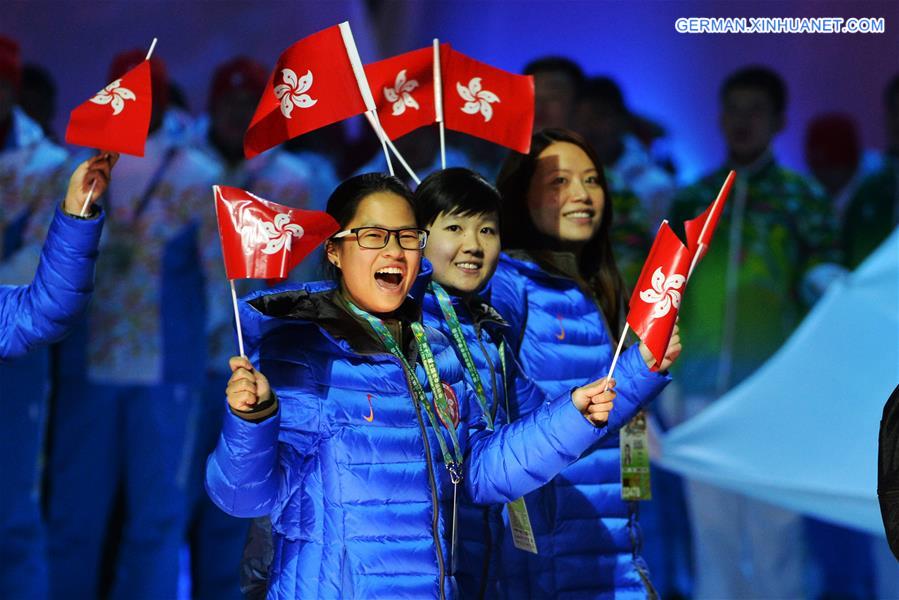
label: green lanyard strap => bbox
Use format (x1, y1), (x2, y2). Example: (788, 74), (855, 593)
(345, 300), (464, 483)
(429, 282), (494, 430)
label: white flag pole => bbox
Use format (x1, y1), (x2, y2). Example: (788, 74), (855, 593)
(79, 180), (97, 217)
(603, 324), (630, 392)
(145, 37), (158, 61)
(433, 38), (446, 170)
(363, 111), (421, 184)
(338, 22), (395, 175)
(230, 280), (246, 357)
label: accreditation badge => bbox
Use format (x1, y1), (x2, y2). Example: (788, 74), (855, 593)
(620, 410), (651, 501)
(506, 498), (538, 554)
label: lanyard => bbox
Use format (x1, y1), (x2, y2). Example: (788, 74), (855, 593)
(429, 282), (494, 430)
(345, 300), (464, 483)
(498, 339), (510, 421)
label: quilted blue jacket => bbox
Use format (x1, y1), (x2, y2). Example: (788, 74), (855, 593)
(421, 285), (564, 598)
(205, 279), (606, 599)
(0, 205), (104, 361)
(489, 251), (670, 598)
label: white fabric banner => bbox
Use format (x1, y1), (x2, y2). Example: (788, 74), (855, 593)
(659, 228), (899, 535)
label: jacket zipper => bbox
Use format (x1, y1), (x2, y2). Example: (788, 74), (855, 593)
(396, 356), (447, 600)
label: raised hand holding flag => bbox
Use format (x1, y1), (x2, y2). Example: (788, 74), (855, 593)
(213, 185), (339, 355)
(603, 172), (736, 383)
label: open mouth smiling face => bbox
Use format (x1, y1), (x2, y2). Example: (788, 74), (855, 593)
(328, 191), (422, 315)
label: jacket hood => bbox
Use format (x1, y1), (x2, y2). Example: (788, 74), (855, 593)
(238, 260), (433, 358)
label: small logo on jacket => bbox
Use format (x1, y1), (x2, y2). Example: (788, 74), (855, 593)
(363, 394), (375, 422)
(555, 314), (566, 340)
(436, 382), (460, 429)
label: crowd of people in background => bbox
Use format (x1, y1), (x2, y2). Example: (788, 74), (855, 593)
(1, 27), (898, 600)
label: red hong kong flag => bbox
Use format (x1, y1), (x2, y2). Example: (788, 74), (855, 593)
(244, 23), (368, 158)
(442, 47), (534, 153)
(364, 45), (440, 140)
(626, 221), (694, 370)
(684, 170), (736, 265)
(65, 61), (152, 156)
(214, 185), (339, 280)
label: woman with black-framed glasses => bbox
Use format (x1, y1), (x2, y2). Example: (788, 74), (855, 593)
(206, 173), (618, 599)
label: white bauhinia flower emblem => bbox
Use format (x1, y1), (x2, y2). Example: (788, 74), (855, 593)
(457, 77), (500, 122)
(89, 79), (136, 116)
(638, 267), (685, 319)
(259, 213), (304, 254)
(239, 211), (305, 256)
(274, 68), (317, 119)
(384, 69), (420, 116)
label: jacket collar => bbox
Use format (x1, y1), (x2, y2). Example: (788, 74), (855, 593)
(244, 260), (433, 358)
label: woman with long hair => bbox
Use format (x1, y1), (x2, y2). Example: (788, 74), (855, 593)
(490, 128), (681, 597)
(205, 172), (619, 599)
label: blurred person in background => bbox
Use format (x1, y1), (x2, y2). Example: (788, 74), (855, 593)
(38, 49), (220, 600)
(842, 74), (899, 270)
(0, 153), (116, 600)
(574, 76), (676, 226)
(524, 55), (584, 131)
(804, 113), (877, 221)
(669, 65), (841, 599)
(0, 34), (71, 600)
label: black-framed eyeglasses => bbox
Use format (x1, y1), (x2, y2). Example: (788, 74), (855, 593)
(331, 226), (429, 250)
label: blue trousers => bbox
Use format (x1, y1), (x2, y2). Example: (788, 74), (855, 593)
(46, 381), (196, 600)
(0, 350), (51, 599)
(185, 373), (249, 600)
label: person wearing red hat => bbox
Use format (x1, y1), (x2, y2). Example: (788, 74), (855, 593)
(39, 49), (220, 600)
(0, 33), (72, 600)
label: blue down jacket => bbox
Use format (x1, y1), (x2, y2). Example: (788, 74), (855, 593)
(205, 279), (607, 599)
(421, 286), (562, 598)
(489, 251), (670, 598)
(0, 205), (104, 361)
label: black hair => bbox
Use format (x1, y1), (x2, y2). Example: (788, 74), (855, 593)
(885, 74), (899, 112)
(322, 172), (413, 281)
(720, 65), (787, 116)
(523, 56), (585, 94)
(579, 76), (627, 116)
(496, 128), (625, 333)
(413, 167), (501, 228)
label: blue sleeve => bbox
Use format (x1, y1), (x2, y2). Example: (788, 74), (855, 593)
(0, 204), (104, 361)
(605, 343), (671, 433)
(205, 403), (282, 518)
(464, 385), (604, 505)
